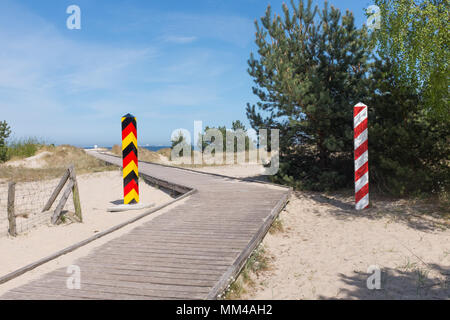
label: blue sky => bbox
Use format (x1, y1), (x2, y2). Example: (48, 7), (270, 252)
(0, 0), (373, 146)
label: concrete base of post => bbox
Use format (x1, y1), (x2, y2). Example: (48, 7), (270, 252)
(107, 202), (154, 212)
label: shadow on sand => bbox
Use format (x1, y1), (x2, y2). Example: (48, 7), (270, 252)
(294, 191), (449, 233)
(322, 264), (450, 300)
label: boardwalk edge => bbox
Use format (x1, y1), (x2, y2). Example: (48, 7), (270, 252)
(206, 187), (292, 300)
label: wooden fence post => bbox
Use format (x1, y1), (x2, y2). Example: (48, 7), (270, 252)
(42, 168), (70, 213)
(7, 182), (17, 237)
(69, 166), (82, 222)
(51, 180), (74, 224)
(49, 165), (82, 224)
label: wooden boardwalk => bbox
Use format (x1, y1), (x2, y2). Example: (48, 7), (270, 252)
(1, 153), (290, 300)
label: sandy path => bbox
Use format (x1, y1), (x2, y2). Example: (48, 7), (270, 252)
(244, 192), (450, 300)
(0, 170), (173, 278)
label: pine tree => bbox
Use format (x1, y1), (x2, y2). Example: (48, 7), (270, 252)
(0, 120), (11, 162)
(246, 0), (371, 190)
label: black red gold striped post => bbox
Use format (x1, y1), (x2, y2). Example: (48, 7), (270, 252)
(122, 114), (139, 204)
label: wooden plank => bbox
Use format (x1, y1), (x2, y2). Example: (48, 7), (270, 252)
(78, 257), (229, 272)
(78, 261), (226, 276)
(32, 275), (212, 294)
(25, 285), (198, 300)
(90, 250), (236, 263)
(117, 229), (254, 238)
(122, 232), (253, 241)
(52, 265), (221, 281)
(42, 167), (70, 212)
(51, 179), (74, 224)
(101, 243), (241, 255)
(111, 232), (252, 241)
(109, 238), (249, 248)
(48, 271), (216, 287)
(100, 244), (239, 257)
(3, 291), (81, 300)
(10, 283), (193, 300)
(126, 226), (259, 233)
(109, 239), (245, 250)
(80, 254), (233, 267)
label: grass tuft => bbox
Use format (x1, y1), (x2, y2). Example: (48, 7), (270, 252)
(222, 245), (271, 300)
(269, 217), (284, 234)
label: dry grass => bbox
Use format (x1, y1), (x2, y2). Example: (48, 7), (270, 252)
(269, 217), (284, 234)
(110, 144), (162, 163)
(0, 145), (115, 182)
(156, 148), (171, 159)
(110, 144), (121, 155)
(221, 245), (272, 300)
(139, 148), (163, 163)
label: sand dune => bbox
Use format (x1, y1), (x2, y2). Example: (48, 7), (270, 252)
(5, 151), (52, 169)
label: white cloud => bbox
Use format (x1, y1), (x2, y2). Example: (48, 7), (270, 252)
(161, 13), (254, 48)
(0, 1), (252, 145)
(163, 35), (197, 44)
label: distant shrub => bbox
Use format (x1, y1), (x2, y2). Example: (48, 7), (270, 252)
(111, 144), (121, 155)
(7, 137), (43, 160)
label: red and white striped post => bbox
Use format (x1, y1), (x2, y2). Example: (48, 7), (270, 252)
(354, 102), (369, 210)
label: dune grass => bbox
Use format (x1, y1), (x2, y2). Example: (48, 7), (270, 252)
(6, 138), (44, 160)
(156, 147), (171, 159)
(221, 245), (271, 300)
(0, 145), (116, 182)
(269, 217), (284, 234)
(110, 144), (162, 163)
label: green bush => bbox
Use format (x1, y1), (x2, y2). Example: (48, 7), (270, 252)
(0, 120), (11, 162)
(366, 59), (450, 196)
(7, 137), (43, 159)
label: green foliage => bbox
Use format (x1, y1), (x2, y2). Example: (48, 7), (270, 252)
(7, 137), (43, 160)
(171, 131), (190, 158)
(247, 0), (370, 190)
(247, 0), (449, 194)
(372, 0), (449, 121)
(367, 59), (450, 196)
(198, 120), (251, 153)
(0, 120), (11, 162)
(222, 244), (270, 300)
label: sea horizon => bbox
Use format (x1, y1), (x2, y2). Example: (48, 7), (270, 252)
(83, 145), (171, 152)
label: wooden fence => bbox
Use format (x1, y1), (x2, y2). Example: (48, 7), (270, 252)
(6, 165), (82, 237)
